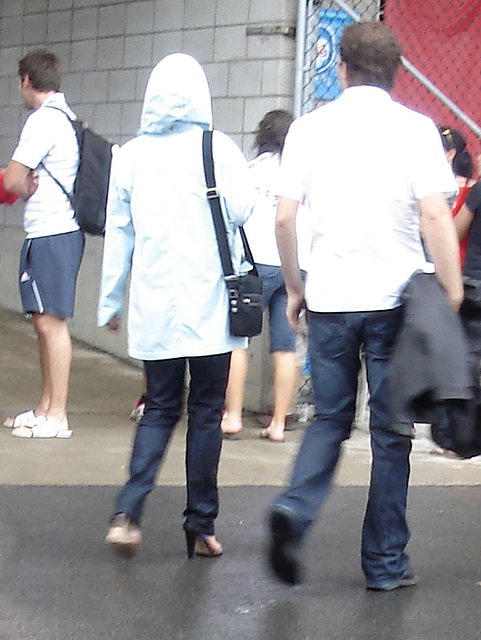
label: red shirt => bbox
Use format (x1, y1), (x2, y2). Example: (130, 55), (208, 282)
(0, 170), (19, 206)
(452, 184), (470, 267)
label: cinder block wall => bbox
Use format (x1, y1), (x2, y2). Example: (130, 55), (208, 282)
(0, 0), (298, 410)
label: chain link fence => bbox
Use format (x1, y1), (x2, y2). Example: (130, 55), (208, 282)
(299, 0), (481, 160)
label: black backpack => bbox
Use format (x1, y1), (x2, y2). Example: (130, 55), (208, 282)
(41, 107), (114, 236)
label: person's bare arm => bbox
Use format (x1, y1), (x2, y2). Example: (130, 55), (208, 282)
(453, 203), (474, 241)
(420, 192), (464, 310)
(275, 196), (306, 334)
(3, 160), (38, 200)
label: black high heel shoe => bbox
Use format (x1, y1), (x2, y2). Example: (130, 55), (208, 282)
(185, 529), (197, 559)
(184, 528), (223, 559)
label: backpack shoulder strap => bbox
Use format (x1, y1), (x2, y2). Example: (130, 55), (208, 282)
(40, 162), (73, 204)
(42, 105), (84, 142)
(38, 105), (82, 204)
(42, 104), (75, 124)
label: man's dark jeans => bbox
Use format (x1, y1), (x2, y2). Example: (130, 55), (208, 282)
(116, 353), (230, 535)
(273, 307), (413, 587)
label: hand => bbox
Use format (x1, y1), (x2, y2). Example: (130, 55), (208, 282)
(107, 315), (120, 332)
(286, 291), (307, 336)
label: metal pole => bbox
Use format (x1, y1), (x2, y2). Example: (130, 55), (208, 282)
(401, 57), (481, 138)
(332, 0), (361, 21)
(329, 0), (481, 139)
(294, 0), (307, 117)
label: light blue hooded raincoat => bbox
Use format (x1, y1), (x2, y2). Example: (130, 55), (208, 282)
(98, 54), (255, 359)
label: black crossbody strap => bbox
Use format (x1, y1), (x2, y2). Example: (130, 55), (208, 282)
(239, 226), (258, 274)
(202, 130), (258, 278)
(202, 130), (235, 277)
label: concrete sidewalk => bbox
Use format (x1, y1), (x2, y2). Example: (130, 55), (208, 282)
(1, 307), (481, 640)
(1, 306), (480, 488)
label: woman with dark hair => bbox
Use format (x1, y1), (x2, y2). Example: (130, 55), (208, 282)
(432, 127), (477, 457)
(438, 125), (475, 267)
(221, 110), (311, 442)
(454, 150), (481, 338)
(255, 110), (293, 155)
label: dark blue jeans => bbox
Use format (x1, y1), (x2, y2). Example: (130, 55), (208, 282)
(272, 308), (412, 588)
(116, 353), (231, 535)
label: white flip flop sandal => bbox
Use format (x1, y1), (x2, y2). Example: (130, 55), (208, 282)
(12, 418), (72, 439)
(4, 410), (46, 429)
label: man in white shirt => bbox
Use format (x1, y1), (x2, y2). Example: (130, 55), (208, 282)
(267, 22), (463, 590)
(3, 49), (84, 439)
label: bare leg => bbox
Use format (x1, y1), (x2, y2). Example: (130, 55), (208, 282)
(263, 351), (298, 442)
(221, 348), (248, 434)
(2, 335), (50, 425)
(32, 313), (72, 425)
(35, 328), (51, 416)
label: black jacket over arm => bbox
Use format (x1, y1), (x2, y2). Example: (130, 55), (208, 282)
(389, 271), (481, 457)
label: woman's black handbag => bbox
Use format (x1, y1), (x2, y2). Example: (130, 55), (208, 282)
(202, 130), (263, 337)
(225, 260), (263, 337)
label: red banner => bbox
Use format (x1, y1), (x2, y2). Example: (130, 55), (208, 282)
(384, 0), (481, 163)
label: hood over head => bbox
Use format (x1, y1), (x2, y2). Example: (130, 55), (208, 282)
(139, 53), (212, 135)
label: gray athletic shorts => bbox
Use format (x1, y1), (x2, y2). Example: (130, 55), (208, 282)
(19, 230), (85, 319)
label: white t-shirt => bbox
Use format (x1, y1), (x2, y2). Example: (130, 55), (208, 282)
(12, 92), (80, 238)
(244, 151), (311, 271)
(277, 86), (458, 312)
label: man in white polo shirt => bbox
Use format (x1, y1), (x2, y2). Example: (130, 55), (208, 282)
(267, 22), (463, 590)
(3, 49), (84, 439)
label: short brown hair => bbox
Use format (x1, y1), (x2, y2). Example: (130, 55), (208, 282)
(340, 22), (402, 92)
(18, 48), (61, 92)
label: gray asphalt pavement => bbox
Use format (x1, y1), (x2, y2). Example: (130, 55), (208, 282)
(0, 307), (480, 640)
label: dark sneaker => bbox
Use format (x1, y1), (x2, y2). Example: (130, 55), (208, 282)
(268, 507), (302, 585)
(367, 571), (418, 592)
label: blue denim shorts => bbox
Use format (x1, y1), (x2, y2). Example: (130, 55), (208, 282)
(19, 230), (85, 319)
(257, 264), (305, 353)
